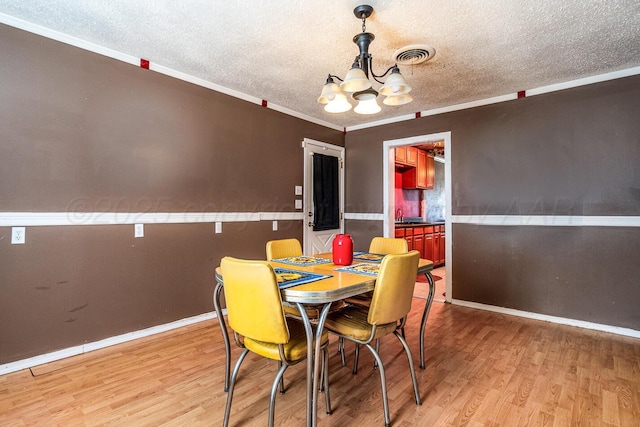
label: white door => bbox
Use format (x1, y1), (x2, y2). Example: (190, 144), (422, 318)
(302, 138), (345, 255)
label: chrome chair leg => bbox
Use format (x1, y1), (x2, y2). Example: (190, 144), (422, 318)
(363, 343), (390, 427)
(213, 282), (231, 392)
(223, 349), (250, 427)
(270, 363), (289, 427)
(374, 339), (380, 369)
(353, 344), (360, 374)
(353, 338), (381, 373)
(278, 361), (285, 394)
(394, 330), (422, 405)
(338, 337), (346, 366)
(323, 347), (332, 414)
(419, 271), (436, 369)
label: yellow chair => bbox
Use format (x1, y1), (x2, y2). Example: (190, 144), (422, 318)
(266, 238), (303, 260)
(369, 236), (409, 255)
(342, 237), (409, 372)
(345, 237), (408, 309)
(324, 251), (421, 427)
(220, 257), (331, 427)
(266, 238), (345, 320)
(266, 238), (314, 317)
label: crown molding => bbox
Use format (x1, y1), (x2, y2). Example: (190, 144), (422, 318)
(2, 13), (639, 134)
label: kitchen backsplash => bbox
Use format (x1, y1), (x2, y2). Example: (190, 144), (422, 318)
(394, 171), (421, 218)
(395, 161), (445, 221)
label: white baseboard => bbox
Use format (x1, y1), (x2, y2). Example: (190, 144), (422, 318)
(0, 310), (225, 376)
(451, 299), (640, 339)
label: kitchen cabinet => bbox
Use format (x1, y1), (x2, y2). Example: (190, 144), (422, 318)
(413, 227), (424, 258)
(401, 150), (434, 189)
(395, 223), (444, 266)
(423, 226), (434, 262)
(426, 153), (435, 189)
(431, 225), (446, 266)
(403, 227), (414, 251)
(433, 226), (441, 265)
(438, 228), (446, 266)
(395, 146), (418, 167)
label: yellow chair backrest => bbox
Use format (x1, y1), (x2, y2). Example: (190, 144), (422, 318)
(220, 257), (290, 344)
(266, 238), (303, 260)
(369, 237), (408, 255)
(368, 250), (420, 325)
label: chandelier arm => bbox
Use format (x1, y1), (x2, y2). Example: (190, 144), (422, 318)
(328, 74), (344, 83)
(369, 62), (399, 84)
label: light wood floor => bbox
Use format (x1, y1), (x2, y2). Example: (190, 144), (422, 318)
(2, 300), (639, 426)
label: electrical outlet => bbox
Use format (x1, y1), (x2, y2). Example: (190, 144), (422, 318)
(11, 227), (26, 244)
(272, 221), (278, 231)
(215, 222), (222, 234)
(134, 223), (144, 238)
(295, 199), (302, 209)
(295, 185), (303, 195)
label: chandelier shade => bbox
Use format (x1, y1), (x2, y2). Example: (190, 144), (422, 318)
(325, 93), (353, 113)
(353, 89), (381, 114)
(383, 93), (413, 106)
(317, 76), (342, 104)
(340, 66), (371, 93)
(379, 67), (411, 96)
(318, 4), (416, 115)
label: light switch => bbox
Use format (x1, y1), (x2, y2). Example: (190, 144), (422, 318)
(134, 223), (144, 238)
(215, 222), (222, 234)
(295, 185), (303, 195)
(272, 221), (278, 231)
(295, 199), (302, 209)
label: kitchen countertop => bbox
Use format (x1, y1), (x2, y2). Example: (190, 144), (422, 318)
(395, 221), (444, 227)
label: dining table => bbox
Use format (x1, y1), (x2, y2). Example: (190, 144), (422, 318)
(213, 252), (435, 427)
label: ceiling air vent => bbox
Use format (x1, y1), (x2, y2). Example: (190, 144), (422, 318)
(392, 44), (436, 65)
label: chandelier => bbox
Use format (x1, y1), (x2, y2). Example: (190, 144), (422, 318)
(317, 5), (413, 115)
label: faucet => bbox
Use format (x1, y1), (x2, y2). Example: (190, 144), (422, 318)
(396, 208), (403, 222)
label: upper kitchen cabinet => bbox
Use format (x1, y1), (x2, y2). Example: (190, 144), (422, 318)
(395, 146), (418, 167)
(402, 150), (434, 189)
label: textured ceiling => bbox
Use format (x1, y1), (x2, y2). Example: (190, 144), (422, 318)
(1, 0), (639, 129)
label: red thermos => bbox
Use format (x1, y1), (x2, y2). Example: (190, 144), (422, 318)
(332, 234), (353, 266)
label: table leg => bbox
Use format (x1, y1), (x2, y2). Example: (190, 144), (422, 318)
(213, 281), (231, 392)
(296, 303), (314, 427)
(419, 272), (436, 369)
(312, 303), (332, 427)
(296, 302), (332, 427)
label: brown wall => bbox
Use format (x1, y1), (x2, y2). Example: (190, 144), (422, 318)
(0, 24), (343, 364)
(345, 74), (640, 330)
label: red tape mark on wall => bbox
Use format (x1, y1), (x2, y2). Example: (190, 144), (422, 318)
(140, 59), (150, 69)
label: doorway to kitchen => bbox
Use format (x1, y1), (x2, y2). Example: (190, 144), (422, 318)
(382, 132), (452, 303)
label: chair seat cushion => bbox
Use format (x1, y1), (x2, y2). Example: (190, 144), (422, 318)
(324, 305), (397, 342)
(245, 317), (328, 362)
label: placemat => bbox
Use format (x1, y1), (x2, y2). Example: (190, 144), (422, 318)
(272, 256), (332, 267)
(274, 268), (331, 289)
(353, 252), (385, 263)
(335, 263), (380, 276)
